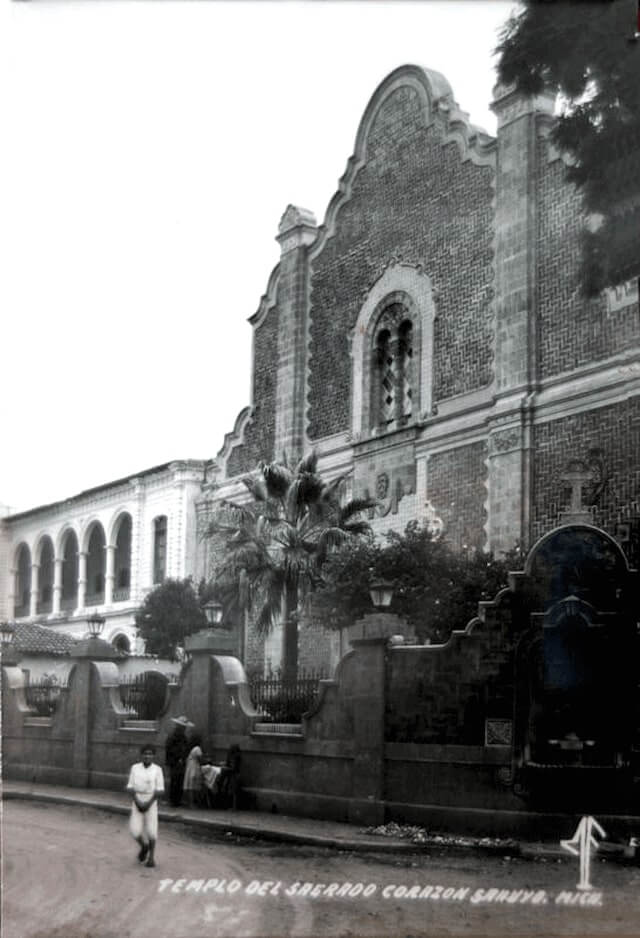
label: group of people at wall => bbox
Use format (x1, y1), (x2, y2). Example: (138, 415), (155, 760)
(164, 715), (240, 808)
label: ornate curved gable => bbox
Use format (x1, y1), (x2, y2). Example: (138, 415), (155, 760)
(311, 64), (495, 259)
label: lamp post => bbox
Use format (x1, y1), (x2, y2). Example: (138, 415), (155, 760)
(87, 611), (106, 639)
(368, 579), (395, 610)
(0, 620), (16, 667)
(204, 600), (223, 628)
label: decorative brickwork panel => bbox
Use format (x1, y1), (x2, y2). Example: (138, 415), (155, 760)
(428, 442), (488, 551)
(536, 138), (640, 379)
(226, 306), (279, 477)
(308, 87), (495, 439)
(532, 399), (640, 551)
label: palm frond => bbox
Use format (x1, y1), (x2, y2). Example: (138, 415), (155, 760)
(284, 478), (302, 522)
(297, 471), (324, 507)
(262, 461), (294, 498)
(253, 568), (287, 635)
(295, 450), (318, 476)
(341, 520), (374, 537)
(242, 473), (269, 503)
(339, 497), (377, 523)
(318, 474), (345, 505)
(315, 527), (351, 566)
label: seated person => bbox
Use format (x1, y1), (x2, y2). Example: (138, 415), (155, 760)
(200, 755), (222, 807)
(217, 744), (241, 808)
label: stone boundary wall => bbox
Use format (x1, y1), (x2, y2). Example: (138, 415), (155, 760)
(4, 592), (639, 834)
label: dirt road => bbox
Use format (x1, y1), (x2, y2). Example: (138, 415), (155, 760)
(5, 800), (640, 937)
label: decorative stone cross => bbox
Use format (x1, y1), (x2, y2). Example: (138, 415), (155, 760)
(560, 461), (594, 524)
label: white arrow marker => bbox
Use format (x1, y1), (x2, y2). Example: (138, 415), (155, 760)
(560, 816), (606, 890)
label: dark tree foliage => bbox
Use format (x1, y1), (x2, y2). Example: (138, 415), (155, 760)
(135, 577), (207, 660)
(496, 0), (640, 292)
(311, 522), (522, 643)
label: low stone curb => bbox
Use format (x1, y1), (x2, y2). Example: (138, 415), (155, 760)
(7, 789), (638, 864)
(3, 789), (414, 854)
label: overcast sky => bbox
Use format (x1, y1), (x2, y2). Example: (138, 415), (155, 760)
(1, 0), (513, 515)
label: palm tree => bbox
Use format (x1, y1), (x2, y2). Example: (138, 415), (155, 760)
(206, 451), (376, 682)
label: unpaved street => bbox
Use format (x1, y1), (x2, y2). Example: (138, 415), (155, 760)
(4, 800), (640, 938)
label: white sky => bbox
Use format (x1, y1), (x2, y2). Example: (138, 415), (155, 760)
(1, 0), (514, 515)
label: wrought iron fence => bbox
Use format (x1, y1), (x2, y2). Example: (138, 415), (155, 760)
(248, 669), (328, 723)
(119, 672), (169, 720)
(25, 679), (66, 717)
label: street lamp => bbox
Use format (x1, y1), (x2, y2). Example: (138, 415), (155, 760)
(369, 579), (395, 610)
(0, 620), (16, 646)
(204, 600), (223, 627)
(1, 620), (17, 668)
(87, 611), (106, 639)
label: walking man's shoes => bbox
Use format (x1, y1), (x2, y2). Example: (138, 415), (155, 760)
(145, 858), (156, 868)
(138, 844), (149, 863)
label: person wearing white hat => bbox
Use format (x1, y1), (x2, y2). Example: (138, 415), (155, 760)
(165, 716), (193, 807)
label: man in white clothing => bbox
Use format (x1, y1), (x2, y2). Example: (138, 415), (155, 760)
(126, 744), (165, 868)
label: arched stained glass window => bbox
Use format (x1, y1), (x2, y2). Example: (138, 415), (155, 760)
(371, 302), (415, 431)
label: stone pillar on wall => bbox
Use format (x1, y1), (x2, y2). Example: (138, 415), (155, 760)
(29, 563), (39, 617)
(105, 544), (115, 605)
(488, 82), (555, 554)
(7, 566), (17, 619)
(182, 631), (234, 738)
(69, 637), (119, 787)
(347, 634), (388, 826)
(129, 478), (145, 604)
(78, 551), (87, 610)
(53, 557), (62, 614)
(274, 205), (317, 465)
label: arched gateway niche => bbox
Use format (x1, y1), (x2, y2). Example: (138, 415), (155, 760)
(512, 524), (638, 808)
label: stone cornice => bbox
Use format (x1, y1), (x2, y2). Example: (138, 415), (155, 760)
(5, 461), (206, 528)
(353, 424), (419, 459)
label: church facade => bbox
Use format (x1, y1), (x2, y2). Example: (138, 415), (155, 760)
(198, 65), (640, 672)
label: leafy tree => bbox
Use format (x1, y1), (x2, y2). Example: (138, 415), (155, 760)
(206, 451), (375, 681)
(135, 577), (207, 659)
(496, 0), (640, 292)
(312, 522), (522, 643)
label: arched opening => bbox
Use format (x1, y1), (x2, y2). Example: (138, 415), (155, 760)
(114, 513), (132, 601)
(38, 537), (55, 614)
(112, 633), (131, 654)
(14, 544), (32, 618)
(86, 524), (106, 605)
(513, 525), (637, 809)
(61, 530), (79, 610)
(153, 515), (168, 585)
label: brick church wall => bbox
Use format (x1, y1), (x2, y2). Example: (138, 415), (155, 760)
(307, 84), (495, 440)
(536, 136), (639, 379)
(428, 441), (488, 551)
(226, 304), (279, 477)
(532, 397), (640, 541)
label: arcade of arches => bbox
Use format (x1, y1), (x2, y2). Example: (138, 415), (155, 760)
(12, 513), (134, 619)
